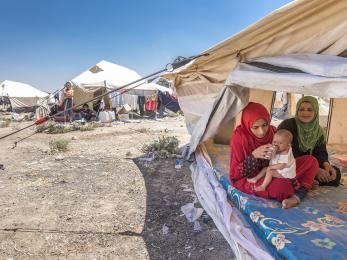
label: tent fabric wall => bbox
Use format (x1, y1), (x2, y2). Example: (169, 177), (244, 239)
(72, 85), (111, 110)
(327, 98), (347, 148)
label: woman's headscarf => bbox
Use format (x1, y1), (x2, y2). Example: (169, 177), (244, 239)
(295, 96), (324, 153)
(231, 102), (275, 158)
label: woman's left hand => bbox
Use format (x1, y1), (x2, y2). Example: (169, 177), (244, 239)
(323, 162), (336, 181)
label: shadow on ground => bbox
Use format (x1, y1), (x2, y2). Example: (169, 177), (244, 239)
(133, 157), (235, 259)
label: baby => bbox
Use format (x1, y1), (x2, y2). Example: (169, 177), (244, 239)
(248, 129), (296, 191)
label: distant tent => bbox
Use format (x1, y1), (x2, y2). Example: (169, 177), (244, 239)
(70, 60), (140, 109)
(70, 60), (172, 109)
(0, 80), (47, 112)
(71, 60), (142, 89)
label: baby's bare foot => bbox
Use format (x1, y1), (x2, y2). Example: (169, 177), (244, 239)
(311, 180), (319, 190)
(247, 178), (257, 183)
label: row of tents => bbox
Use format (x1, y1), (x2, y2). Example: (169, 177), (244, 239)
(1, 60), (172, 113)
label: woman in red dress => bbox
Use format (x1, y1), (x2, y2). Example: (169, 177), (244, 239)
(229, 102), (318, 208)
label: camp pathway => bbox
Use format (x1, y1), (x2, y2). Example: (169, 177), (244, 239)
(0, 117), (234, 259)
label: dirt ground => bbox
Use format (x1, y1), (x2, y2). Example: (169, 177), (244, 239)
(0, 117), (235, 259)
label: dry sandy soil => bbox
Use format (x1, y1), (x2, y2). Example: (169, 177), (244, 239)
(0, 117), (235, 259)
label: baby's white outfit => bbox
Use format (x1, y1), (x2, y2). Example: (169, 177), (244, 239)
(269, 147), (296, 179)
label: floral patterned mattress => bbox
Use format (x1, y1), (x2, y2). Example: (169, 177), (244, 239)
(206, 141), (347, 259)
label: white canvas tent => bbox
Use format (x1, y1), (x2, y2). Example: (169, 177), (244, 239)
(0, 80), (48, 112)
(70, 60), (172, 108)
(70, 60), (142, 108)
(163, 0), (347, 259)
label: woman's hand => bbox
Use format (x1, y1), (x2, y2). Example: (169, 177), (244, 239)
(323, 162), (337, 181)
(316, 169), (330, 183)
(252, 144), (273, 159)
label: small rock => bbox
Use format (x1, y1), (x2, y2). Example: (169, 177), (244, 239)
(55, 155), (64, 161)
(71, 136), (77, 140)
(162, 224), (169, 236)
(193, 221), (202, 232)
(126, 151), (132, 157)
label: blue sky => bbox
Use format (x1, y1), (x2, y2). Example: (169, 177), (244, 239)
(0, 0), (292, 92)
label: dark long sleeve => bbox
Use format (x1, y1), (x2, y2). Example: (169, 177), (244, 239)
(238, 154), (261, 178)
(230, 132), (268, 181)
(312, 136), (329, 168)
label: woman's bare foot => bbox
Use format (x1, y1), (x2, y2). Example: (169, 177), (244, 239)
(254, 185), (266, 191)
(282, 196), (300, 209)
(247, 178), (257, 183)
(311, 180), (319, 190)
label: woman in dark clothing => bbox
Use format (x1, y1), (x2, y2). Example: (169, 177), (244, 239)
(278, 96), (341, 190)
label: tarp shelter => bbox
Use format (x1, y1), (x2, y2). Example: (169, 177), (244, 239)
(163, 0), (347, 259)
(0, 80), (48, 112)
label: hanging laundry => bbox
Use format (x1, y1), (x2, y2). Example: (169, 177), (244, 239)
(122, 94), (138, 111)
(145, 94), (157, 111)
(109, 92), (124, 108)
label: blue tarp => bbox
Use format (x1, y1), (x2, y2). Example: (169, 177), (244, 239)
(158, 91), (180, 113)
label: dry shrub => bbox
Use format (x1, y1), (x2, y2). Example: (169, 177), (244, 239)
(49, 139), (69, 153)
(141, 136), (179, 159)
(138, 127), (149, 133)
(37, 121), (102, 134)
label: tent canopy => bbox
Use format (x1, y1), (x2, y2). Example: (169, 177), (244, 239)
(71, 60), (142, 88)
(0, 80), (48, 112)
(163, 0), (347, 153)
(1, 80), (47, 98)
